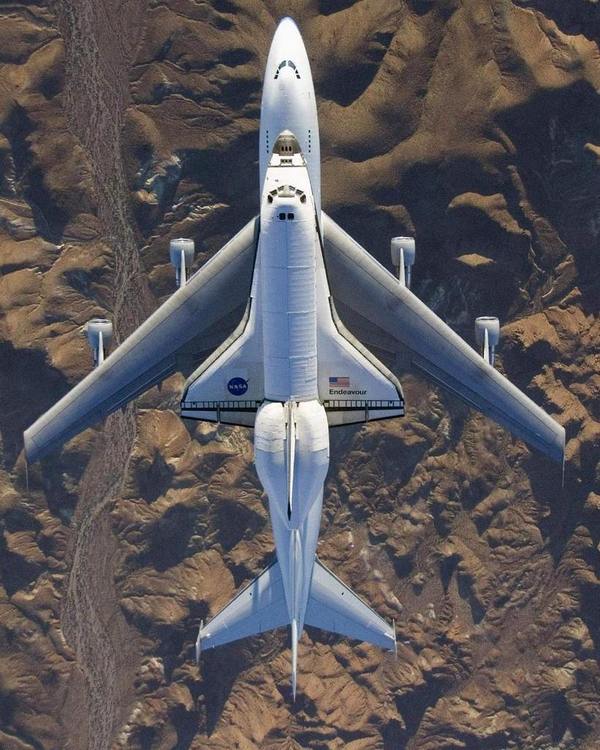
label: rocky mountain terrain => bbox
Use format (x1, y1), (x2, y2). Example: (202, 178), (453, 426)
(0, 1), (599, 748)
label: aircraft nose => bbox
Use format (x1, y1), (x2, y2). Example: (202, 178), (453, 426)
(270, 16), (306, 62)
(273, 16), (302, 45)
(266, 17), (310, 84)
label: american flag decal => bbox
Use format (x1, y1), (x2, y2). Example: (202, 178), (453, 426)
(329, 376), (350, 387)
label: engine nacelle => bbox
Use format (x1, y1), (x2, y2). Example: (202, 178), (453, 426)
(83, 318), (113, 367)
(474, 316), (500, 366)
(391, 236), (416, 288)
(170, 238), (195, 287)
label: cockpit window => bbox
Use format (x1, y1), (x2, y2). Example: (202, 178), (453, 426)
(274, 59), (300, 80)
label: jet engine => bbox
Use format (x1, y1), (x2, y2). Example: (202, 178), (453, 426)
(391, 237), (415, 288)
(170, 238), (195, 287)
(83, 318), (113, 367)
(474, 316), (500, 366)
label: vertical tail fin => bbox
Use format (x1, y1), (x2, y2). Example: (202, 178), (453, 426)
(291, 618), (298, 701)
(286, 402), (297, 520)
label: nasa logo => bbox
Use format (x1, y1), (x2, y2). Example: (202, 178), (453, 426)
(227, 377), (248, 396)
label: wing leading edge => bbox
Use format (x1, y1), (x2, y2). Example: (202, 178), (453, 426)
(321, 213), (565, 464)
(24, 217), (259, 463)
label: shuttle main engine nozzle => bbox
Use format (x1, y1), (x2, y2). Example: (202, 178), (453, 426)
(391, 237), (415, 288)
(83, 318), (113, 367)
(475, 316), (500, 366)
(170, 238), (195, 288)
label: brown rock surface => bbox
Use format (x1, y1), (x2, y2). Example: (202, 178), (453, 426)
(0, 1), (599, 748)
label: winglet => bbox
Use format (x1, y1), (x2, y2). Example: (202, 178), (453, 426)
(291, 618), (298, 702)
(195, 620), (204, 664)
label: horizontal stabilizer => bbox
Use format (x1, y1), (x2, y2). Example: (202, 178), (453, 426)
(305, 559), (396, 651)
(197, 560), (289, 656)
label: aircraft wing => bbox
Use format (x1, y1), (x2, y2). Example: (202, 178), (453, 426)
(24, 218), (259, 463)
(321, 213), (565, 464)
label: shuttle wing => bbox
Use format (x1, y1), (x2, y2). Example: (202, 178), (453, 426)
(24, 218), (259, 462)
(317, 303), (405, 426)
(321, 213), (565, 464)
(181, 296), (264, 427)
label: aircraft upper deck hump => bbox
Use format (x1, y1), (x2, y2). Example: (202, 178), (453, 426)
(259, 17), (321, 215)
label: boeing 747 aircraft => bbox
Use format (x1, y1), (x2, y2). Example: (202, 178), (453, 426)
(24, 18), (564, 698)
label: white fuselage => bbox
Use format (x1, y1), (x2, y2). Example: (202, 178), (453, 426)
(259, 18), (321, 217)
(253, 19), (327, 633)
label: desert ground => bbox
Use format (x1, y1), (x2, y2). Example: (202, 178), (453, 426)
(0, 1), (599, 748)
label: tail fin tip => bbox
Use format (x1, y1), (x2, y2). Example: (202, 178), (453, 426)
(291, 618), (298, 702)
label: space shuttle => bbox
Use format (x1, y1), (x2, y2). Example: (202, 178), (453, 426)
(23, 18), (565, 699)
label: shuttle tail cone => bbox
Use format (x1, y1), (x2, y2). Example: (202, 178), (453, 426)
(291, 618), (298, 701)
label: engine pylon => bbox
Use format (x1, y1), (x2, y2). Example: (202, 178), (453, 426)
(83, 318), (113, 367)
(475, 316), (500, 366)
(391, 237), (416, 288)
(170, 238), (195, 287)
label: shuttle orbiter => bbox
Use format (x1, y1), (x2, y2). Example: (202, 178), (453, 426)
(24, 18), (564, 699)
